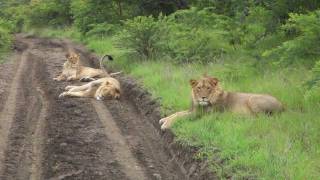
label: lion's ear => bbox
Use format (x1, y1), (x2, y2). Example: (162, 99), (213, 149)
(208, 77), (219, 86)
(189, 79), (198, 87)
(65, 53), (70, 59)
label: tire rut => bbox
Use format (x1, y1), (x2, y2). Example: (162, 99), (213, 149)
(0, 50), (48, 179)
(91, 100), (147, 180)
(0, 49), (31, 174)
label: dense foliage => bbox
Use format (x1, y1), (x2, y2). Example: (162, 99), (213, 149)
(0, 18), (14, 56)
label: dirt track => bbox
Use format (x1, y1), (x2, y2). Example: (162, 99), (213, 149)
(0, 35), (191, 180)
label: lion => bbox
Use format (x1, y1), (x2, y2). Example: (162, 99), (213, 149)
(59, 77), (120, 100)
(53, 51), (121, 82)
(159, 75), (284, 130)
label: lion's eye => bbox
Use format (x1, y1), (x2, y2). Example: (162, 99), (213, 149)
(197, 87), (201, 90)
(207, 87), (210, 90)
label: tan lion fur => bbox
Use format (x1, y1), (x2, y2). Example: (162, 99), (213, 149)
(159, 75), (284, 130)
(53, 52), (119, 82)
(59, 77), (120, 100)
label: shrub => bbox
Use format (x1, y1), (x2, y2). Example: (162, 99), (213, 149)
(159, 8), (233, 63)
(71, 0), (118, 34)
(116, 8), (233, 63)
(304, 60), (320, 106)
(161, 27), (231, 63)
(0, 18), (15, 32)
(240, 6), (274, 48)
(115, 16), (162, 59)
(1, 4), (30, 32)
(263, 10), (320, 66)
(85, 23), (120, 38)
(28, 0), (72, 27)
(0, 19), (13, 56)
(0, 27), (12, 55)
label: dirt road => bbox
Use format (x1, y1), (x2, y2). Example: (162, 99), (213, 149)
(0, 35), (190, 180)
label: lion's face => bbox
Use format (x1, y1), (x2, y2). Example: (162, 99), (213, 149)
(190, 76), (219, 106)
(65, 52), (80, 64)
(95, 81), (120, 101)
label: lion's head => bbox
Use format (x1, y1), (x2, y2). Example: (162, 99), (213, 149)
(95, 80), (120, 101)
(190, 75), (222, 106)
(65, 52), (80, 64)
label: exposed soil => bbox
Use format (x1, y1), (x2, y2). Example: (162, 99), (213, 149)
(0, 34), (214, 180)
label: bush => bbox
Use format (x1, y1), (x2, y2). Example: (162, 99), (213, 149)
(116, 8), (233, 63)
(29, 0), (72, 27)
(115, 16), (162, 59)
(0, 19), (13, 56)
(1, 4), (30, 32)
(159, 8), (233, 63)
(0, 18), (15, 32)
(239, 6), (274, 48)
(161, 27), (231, 63)
(263, 10), (320, 66)
(71, 0), (118, 34)
(85, 23), (120, 38)
(0, 28), (11, 50)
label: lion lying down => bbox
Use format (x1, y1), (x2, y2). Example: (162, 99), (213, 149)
(53, 52), (121, 82)
(159, 75), (284, 130)
(59, 77), (120, 100)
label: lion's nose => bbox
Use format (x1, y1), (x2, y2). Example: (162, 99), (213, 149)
(202, 97), (206, 100)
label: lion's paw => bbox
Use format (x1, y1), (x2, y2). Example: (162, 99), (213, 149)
(159, 118), (167, 125)
(160, 122), (169, 130)
(59, 92), (68, 98)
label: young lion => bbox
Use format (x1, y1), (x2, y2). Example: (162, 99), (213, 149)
(159, 75), (284, 130)
(53, 52), (120, 82)
(59, 77), (120, 100)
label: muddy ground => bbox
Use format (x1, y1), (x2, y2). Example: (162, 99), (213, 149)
(0, 35), (214, 180)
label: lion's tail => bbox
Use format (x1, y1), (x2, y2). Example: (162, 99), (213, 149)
(99, 54), (114, 71)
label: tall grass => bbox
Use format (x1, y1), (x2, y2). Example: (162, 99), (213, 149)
(38, 28), (320, 179)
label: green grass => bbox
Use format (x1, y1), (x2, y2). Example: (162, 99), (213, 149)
(38, 28), (320, 179)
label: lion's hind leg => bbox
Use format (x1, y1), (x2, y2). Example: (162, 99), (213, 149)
(65, 85), (78, 91)
(247, 95), (283, 115)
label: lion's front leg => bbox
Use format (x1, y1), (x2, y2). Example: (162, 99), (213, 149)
(59, 91), (90, 98)
(66, 75), (77, 81)
(53, 74), (66, 81)
(160, 111), (191, 130)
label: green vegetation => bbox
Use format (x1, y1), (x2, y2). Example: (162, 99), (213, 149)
(0, 18), (14, 62)
(1, 0), (320, 178)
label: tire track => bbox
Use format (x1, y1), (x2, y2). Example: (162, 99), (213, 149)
(0, 50), (48, 179)
(30, 87), (48, 180)
(0, 50), (30, 174)
(91, 100), (147, 180)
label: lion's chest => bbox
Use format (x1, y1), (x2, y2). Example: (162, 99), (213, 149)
(62, 64), (77, 77)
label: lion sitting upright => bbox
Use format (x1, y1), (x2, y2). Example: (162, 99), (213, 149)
(159, 75), (284, 130)
(53, 51), (120, 82)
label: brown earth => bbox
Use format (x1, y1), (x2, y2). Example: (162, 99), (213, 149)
(0, 35), (214, 180)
